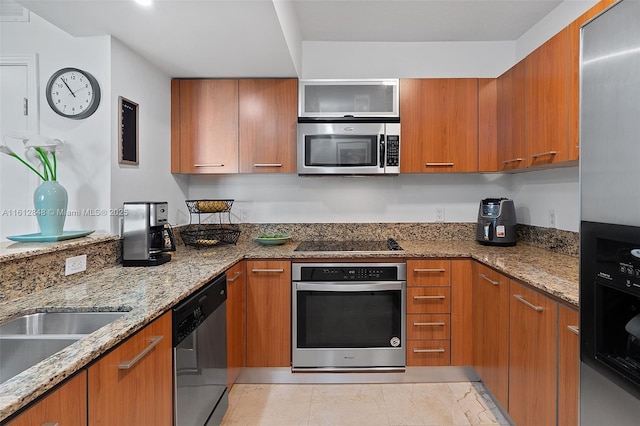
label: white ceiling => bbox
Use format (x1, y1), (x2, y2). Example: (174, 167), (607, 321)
(16, 0), (567, 78)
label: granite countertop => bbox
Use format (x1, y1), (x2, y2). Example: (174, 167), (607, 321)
(0, 239), (578, 422)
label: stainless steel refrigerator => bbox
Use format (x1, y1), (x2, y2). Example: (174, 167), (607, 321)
(580, 0), (640, 424)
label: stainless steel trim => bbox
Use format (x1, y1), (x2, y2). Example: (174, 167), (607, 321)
(254, 163), (282, 167)
(513, 294), (543, 312)
(251, 268), (284, 273)
(413, 322), (446, 327)
(530, 151), (557, 159)
(502, 158), (524, 164)
(413, 295), (446, 300)
(479, 273), (499, 286)
(413, 348), (446, 353)
(567, 325), (580, 335)
(194, 163), (224, 167)
(118, 335), (163, 369)
(413, 268), (446, 273)
(227, 271), (243, 282)
(296, 281), (404, 292)
(425, 162), (454, 167)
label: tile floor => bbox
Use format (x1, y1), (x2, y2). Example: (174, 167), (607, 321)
(220, 382), (510, 426)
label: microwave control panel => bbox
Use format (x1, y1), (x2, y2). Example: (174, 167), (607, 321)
(386, 135), (399, 166)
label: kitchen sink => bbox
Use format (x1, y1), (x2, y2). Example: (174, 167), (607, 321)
(0, 312), (127, 336)
(0, 311), (128, 384)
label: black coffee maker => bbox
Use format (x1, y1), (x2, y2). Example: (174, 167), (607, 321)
(476, 198), (517, 246)
(122, 202), (176, 266)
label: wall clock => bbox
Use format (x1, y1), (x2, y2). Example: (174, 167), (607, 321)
(46, 67), (101, 119)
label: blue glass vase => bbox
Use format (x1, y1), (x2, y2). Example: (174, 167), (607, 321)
(34, 181), (68, 236)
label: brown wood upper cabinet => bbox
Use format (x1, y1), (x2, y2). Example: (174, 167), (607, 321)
(400, 78), (479, 173)
(171, 78), (297, 174)
(497, 60), (526, 171)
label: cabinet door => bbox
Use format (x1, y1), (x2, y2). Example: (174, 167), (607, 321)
(497, 61), (526, 171)
(478, 78), (498, 172)
(525, 29), (570, 167)
(88, 311), (172, 426)
(508, 281), (557, 426)
(6, 371), (87, 426)
(558, 304), (580, 426)
(451, 259), (473, 366)
(171, 79), (239, 174)
(472, 263), (510, 411)
(239, 79), (297, 173)
(400, 78), (479, 172)
(568, 0), (617, 160)
(226, 261), (246, 387)
(246, 260), (291, 367)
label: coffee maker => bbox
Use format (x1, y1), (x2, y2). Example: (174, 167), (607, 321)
(476, 198), (517, 246)
(122, 202), (176, 267)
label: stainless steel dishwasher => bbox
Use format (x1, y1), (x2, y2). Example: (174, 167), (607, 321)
(173, 273), (228, 425)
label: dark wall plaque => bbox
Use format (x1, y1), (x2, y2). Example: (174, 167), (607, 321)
(118, 96), (138, 165)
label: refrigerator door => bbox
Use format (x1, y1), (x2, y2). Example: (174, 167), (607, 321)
(580, 0), (640, 227)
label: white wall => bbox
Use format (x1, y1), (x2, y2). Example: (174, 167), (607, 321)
(0, 14), (112, 238)
(109, 38), (189, 233)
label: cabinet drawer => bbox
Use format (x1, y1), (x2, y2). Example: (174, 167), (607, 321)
(407, 340), (451, 366)
(407, 314), (450, 340)
(407, 260), (451, 286)
(407, 287), (451, 313)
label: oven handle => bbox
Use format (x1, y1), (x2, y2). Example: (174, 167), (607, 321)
(295, 281), (404, 292)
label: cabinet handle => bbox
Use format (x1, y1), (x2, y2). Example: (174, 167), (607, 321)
(530, 151), (557, 159)
(227, 270), (243, 282)
(479, 273), (499, 286)
(567, 325), (580, 335)
(251, 268), (284, 273)
(502, 158), (524, 165)
(425, 162), (454, 167)
(42, 423), (59, 426)
(513, 294), (543, 312)
(413, 295), (446, 300)
(413, 348), (446, 353)
(413, 322), (446, 327)
(118, 335), (163, 370)
(254, 163), (282, 167)
(194, 163), (224, 167)
(413, 268), (446, 273)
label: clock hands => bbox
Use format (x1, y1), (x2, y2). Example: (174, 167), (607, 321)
(61, 77), (76, 98)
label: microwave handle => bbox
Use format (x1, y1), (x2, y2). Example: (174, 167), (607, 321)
(379, 134), (385, 168)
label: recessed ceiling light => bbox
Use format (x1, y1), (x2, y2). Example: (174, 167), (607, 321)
(134, 0), (152, 6)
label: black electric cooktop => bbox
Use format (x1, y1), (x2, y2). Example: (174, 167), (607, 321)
(294, 238), (403, 252)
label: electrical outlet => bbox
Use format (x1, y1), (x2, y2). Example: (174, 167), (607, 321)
(435, 207), (445, 222)
(65, 254), (87, 276)
(548, 209), (557, 228)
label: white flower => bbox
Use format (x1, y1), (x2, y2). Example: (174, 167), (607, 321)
(1, 132), (65, 181)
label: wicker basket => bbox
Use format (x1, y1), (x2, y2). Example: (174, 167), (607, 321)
(185, 199), (233, 214)
(180, 224), (241, 248)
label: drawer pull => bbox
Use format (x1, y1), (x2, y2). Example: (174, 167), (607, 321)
(413, 348), (446, 353)
(567, 325), (580, 335)
(118, 335), (163, 370)
(425, 162), (454, 167)
(531, 151), (557, 159)
(227, 271), (243, 282)
(513, 294), (543, 312)
(413, 322), (446, 327)
(413, 268), (446, 273)
(502, 158), (524, 165)
(254, 163), (283, 167)
(251, 268), (284, 273)
(194, 163), (224, 167)
(413, 295), (446, 300)
(42, 423), (59, 426)
(479, 273), (499, 286)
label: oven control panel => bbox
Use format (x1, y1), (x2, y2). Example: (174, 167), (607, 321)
(293, 262), (407, 281)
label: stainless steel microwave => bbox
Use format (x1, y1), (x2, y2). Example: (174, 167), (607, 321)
(297, 122), (400, 175)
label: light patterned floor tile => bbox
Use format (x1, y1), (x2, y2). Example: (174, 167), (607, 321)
(309, 384), (389, 426)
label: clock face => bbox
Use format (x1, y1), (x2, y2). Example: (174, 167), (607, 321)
(46, 68), (101, 119)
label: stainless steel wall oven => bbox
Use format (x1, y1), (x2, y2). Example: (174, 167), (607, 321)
(292, 262), (406, 371)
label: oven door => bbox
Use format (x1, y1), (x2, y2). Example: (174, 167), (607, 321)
(297, 122), (386, 175)
(292, 281), (406, 370)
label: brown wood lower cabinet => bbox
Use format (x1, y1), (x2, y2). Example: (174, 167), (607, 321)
(509, 280), (557, 426)
(6, 371), (87, 426)
(88, 311), (173, 426)
(558, 304), (580, 426)
(226, 261), (247, 387)
(246, 260), (291, 367)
